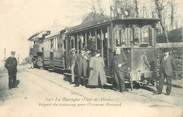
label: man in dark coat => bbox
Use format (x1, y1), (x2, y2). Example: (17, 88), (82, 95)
(113, 48), (128, 92)
(5, 51), (18, 89)
(74, 52), (83, 87)
(81, 50), (89, 78)
(156, 49), (176, 95)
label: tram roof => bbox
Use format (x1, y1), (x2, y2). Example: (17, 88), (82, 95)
(46, 31), (60, 39)
(28, 31), (50, 41)
(68, 18), (159, 34)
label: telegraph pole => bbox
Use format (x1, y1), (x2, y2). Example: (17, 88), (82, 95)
(4, 48), (6, 61)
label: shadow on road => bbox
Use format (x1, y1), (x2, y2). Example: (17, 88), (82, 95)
(172, 84), (183, 88)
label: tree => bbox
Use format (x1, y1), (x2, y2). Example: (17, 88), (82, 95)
(169, 0), (175, 30)
(134, 0), (139, 17)
(153, 0), (169, 42)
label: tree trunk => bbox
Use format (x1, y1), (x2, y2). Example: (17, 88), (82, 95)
(154, 0), (169, 42)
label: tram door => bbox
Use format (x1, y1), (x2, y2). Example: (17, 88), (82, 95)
(103, 37), (108, 66)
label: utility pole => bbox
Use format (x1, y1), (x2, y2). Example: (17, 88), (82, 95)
(4, 48), (6, 61)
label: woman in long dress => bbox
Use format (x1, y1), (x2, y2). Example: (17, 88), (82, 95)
(88, 52), (110, 87)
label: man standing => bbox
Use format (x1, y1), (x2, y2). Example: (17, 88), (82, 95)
(5, 51), (18, 89)
(74, 51), (82, 87)
(156, 49), (176, 95)
(88, 51), (111, 88)
(113, 48), (128, 92)
(70, 49), (77, 84)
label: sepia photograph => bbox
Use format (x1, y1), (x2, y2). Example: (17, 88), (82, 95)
(0, 0), (183, 117)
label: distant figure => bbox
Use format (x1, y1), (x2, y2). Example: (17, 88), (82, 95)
(29, 55), (34, 68)
(4, 51), (18, 89)
(141, 52), (150, 71)
(155, 49), (176, 95)
(113, 48), (128, 92)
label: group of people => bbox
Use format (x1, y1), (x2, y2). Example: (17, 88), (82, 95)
(70, 47), (176, 95)
(70, 47), (129, 92)
(70, 48), (112, 88)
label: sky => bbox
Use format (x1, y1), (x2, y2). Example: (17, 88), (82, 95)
(0, 0), (182, 61)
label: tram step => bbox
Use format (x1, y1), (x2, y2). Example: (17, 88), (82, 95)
(48, 68), (54, 71)
(63, 73), (72, 76)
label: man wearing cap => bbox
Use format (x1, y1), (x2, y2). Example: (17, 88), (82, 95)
(5, 51), (18, 89)
(156, 49), (176, 95)
(113, 47), (128, 92)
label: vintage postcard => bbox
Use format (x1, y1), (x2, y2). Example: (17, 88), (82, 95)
(0, 0), (183, 117)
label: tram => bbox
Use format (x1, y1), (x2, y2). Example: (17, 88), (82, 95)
(28, 13), (182, 89)
(28, 31), (50, 68)
(37, 14), (158, 88)
(65, 14), (158, 88)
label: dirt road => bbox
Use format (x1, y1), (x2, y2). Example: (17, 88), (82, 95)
(0, 65), (182, 117)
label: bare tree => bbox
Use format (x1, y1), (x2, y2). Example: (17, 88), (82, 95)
(153, 0), (169, 42)
(96, 0), (104, 15)
(169, 0), (175, 30)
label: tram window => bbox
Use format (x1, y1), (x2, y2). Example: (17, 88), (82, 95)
(114, 28), (123, 47)
(142, 26), (150, 44)
(132, 25), (153, 46)
(121, 29), (126, 46)
(71, 39), (74, 48)
(50, 39), (54, 49)
(54, 37), (58, 50)
(116, 30), (121, 46)
(133, 26), (141, 45)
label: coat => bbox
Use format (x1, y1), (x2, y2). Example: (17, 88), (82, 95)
(5, 56), (17, 72)
(74, 54), (83, 77)
(160, 55), (176, 77)
(88, 56), (107, 86)
(113, 53), (128, 73)
(81, 54), (89, 77)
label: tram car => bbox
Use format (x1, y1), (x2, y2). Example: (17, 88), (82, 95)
(29, 13), (183, 89)
(62, 13), (160, 89)
(29, 13), (160, 89)
(42, 30), (66, 71)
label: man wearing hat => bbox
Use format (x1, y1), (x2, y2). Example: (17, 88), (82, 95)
(156, 49), (176, 95)
(112, 47), (128, 92)
(5, 51), (18, 89)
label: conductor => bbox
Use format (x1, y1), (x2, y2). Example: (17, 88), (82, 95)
(5, 51), (18, 89)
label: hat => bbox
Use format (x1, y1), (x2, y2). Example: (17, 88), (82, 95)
(71, 48), (76, 52)
(11, 51), (16, 55)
